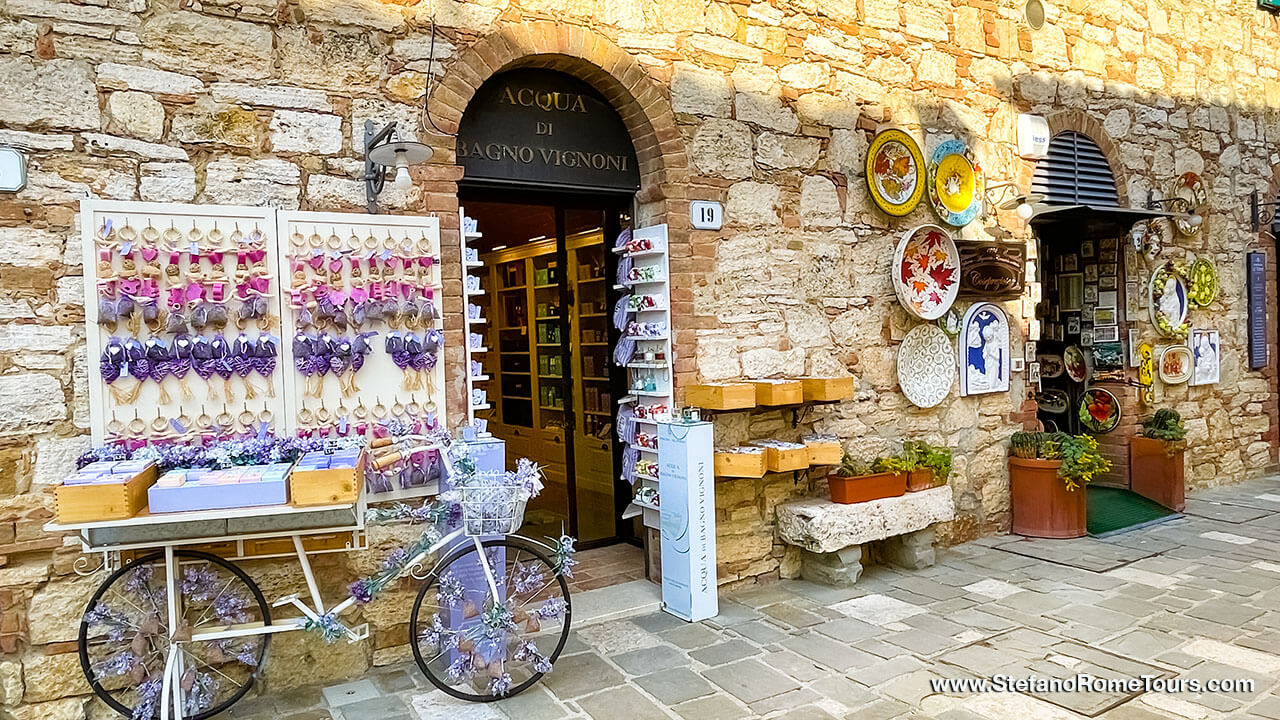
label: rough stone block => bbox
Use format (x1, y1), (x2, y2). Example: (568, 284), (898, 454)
(690, 119), (753, 179)
(776, 486), (955, 554)
(22, 652), (89, 702)
(671, 62), (733, 117)
(278, 26), (384, 90)
(96, 62), (203, 96)
(0, 374), (65, 431)
(800, 544), (863, 587)
(0, 58), (99, 130)
(881, 528), (937, 570)
(0, 659), (22, 705)
(140, 12), (273, 81)
(0, 228), (65, 267)
(139, 162), (196, 203)
(202, 157), (300, 210)
(171, 101), (261, 149)
(270, 109), (344, 155)
(4, 696), (85, 720)
(106, 91), (165, 141)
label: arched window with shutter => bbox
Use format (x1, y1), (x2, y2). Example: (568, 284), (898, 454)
(1031, 131), (1120, 206)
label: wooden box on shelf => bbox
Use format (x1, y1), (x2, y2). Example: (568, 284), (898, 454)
(290, 451), (366, 507)
(55, 466), (158, 524)
(804, 440), (844, 466)
(685, 382), (756, 410)
(800, 376), (855, 403)
(751, 379), (803, 406)
(714, 448), (767, 478)
(755, 442), (809, 472)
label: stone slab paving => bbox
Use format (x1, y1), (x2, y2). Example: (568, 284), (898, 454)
(229, 476), (1280, 719)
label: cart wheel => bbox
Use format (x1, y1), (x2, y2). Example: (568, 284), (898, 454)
(78, 550), (271, 720)
(410, 537), (572, 702)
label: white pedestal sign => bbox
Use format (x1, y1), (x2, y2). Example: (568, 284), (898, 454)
(657, 420), (717, 622)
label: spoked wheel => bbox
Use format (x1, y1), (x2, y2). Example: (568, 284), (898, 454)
(78, 550), (271, 719)
(410, 537), (572, 702)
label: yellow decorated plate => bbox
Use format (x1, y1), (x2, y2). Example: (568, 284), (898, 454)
(928, 139), (984, 227)
(866, 128), (925, 217)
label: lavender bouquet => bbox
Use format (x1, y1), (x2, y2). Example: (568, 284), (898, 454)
(440, 444), (545, 536)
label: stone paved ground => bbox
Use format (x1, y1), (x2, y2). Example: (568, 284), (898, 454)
(229, 477), (1280, 720)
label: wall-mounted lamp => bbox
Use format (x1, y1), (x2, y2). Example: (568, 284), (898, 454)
(1249, 189), (1280, 233)
(364, 120), (432, 214)
(1146, 190), (1203, 229)
(984, 182), (1042, 221)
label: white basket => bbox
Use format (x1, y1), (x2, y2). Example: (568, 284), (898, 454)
(458, 483), (527, 537)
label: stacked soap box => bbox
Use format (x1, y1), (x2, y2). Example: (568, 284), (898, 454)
(289, 448), (364, 506)
(148, 463), (292, 513)
(55, 460), (158, 523)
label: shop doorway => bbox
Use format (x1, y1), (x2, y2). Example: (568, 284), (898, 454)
(463, 191), (636, 551)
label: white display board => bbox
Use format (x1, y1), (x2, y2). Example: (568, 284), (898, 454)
(657, 420), (717, 622)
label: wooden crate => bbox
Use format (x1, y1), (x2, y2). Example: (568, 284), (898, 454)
(685, 383), (756, 410)
(800, 376), (855, 402)
(55, 466), (157, 524)
(290, 450), (365, 507)
(804, 440), (844, 466)
(759, 445), (809, 472)
(751, 380), (803, 406)
(714, 449), (767, 478)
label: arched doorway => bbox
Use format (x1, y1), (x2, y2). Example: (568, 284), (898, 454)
(458, 67), (641, 552)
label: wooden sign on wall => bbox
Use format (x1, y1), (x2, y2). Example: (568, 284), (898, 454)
(956, 240), (1027, 299)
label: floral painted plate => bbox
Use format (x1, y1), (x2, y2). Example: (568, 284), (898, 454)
(1064, 345), (1087, 382)
(1037, 354), (1064, 379)
(928, 139), (984, 227)
(1159, 345), (1193, 384)
(1036, 389), (1070, 414)
(866, 128), (926, 217)
(1188, 257), (1218, 307)
(1170, 172), (1207, 237)
(1149, 262), (1190, 338)
(1079, 387), (1121, 433)
(893, 224), (961, 320)
(898, 324), (955, 408)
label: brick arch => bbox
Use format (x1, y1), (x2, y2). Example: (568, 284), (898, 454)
(1042, 110), (1128, 205)
(419, 22), (693, 427)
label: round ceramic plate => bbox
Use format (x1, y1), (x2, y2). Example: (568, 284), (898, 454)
(1079, 387), (1121, 433)
(893, 224), (961, 320)
(1064, 345), (1087, 382)
(866, 128), (926, 217)
(1159, 345), (1193, 384)
(898, 324), (954, 408)
(928, 139), (984, 227)
(1189, 257), (1218, 307)
(1037, 354), (1064, 378)
(1149, 264), (1189, 338)
(1037, 389), (1070, 414)
(1170, 172), (1207, 237)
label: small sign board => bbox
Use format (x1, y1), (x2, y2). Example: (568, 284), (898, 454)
(690, 201), (723, 230)
(0, 147), (26, 193)
(1248, 251), (1267, 369)
(658, 420), (717, 622)
(956, 240), (1027, 299)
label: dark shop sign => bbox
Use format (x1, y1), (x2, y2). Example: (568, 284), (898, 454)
(457, 68), (641, 192)
(956, 240), (1027, 299)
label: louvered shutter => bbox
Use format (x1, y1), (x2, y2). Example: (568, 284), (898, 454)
(1031, 131), (1120, 207)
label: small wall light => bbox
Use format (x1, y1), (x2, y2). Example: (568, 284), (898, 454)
(364, 120), (432, 214)
(1146, 190), (1202, 229)
(985, 182), (1042, 221)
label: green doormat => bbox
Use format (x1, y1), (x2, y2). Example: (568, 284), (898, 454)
(1086, 486), (1179, 537)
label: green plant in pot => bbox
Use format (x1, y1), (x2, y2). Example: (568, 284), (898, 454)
(1131, 408), (1188, 512)
(1007, 431), (1108, 538)
(1055, 434), (1110, 491)
(826, 452), (906, 504)
(886, 441), (952, 491)
(1141, 408), (1187, 454)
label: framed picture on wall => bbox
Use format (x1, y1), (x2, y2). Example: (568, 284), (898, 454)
(1126, 281), (1141, 320)
(1063, 254), (1079, 272)
(1100, 249), (1118, 264)
(1085, 264), (1099, 283)
(1100, 275), (1117, 290)
(1067, 316), (1081, 335)
(1100, 237), (1118, 251)
(1084, 284), (1099, 304)
(1095, 325), (1120, 343)
(1082, 240), (1096, 259)
(1094, 307), (1117, 326)
(1060, 273), (1084, 311)
(1190, 329), (1221, 386)
(1098, 290), (1118, 310)
(1081, 329), (1095, 347)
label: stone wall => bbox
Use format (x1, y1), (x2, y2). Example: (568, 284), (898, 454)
(2, 0), (1280, 714)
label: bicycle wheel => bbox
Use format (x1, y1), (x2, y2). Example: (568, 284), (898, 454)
(410, 536), (572, 702)
(78, 550), (271, 720)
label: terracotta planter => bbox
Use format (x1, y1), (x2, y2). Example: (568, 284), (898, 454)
(827, 471), (906, 504)
(905, 468), (935, 492)
(1129, 436), (1186, 512)
(1008, 457), (1086, 538)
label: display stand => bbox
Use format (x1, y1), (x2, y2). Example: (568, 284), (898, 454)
(459, 207), (491, 428)
(616, 225), (674, 529)
(657, 419), (717, 621)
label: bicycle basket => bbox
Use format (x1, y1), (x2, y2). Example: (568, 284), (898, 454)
(457, 481), (527, 536)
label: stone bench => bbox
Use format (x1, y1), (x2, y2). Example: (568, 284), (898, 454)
(776, 486), (955, 586)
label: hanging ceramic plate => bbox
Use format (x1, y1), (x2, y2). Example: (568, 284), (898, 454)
(1170, 172), (1207, 237)
(1036, 389), (1070, 414)
(1149, 263), (1190, 338)
(1159, 345), (1193, 384)
(1188, 257), (1219, 307)
(1064, 345), (1087, 382)
(1037, 354), (1064, 378)
(1079, 387), (1121, 434)
(893, 224), (961, 320)
(936, 306), (963, 337)
(898, 324), (954, 408)
(928, 139), (985, 227)
(866, 128), (926, 217)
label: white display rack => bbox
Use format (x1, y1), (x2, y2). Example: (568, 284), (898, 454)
(616, 224), (674, 530)
(459, 206), (491, 430)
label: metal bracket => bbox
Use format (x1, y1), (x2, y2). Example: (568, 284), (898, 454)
(791, 405), (814, 428)
(792, 468), (809, 484)
(363, 120), (398, 214)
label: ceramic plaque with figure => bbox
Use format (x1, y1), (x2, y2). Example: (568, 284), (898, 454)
(1149, 262), (1190, 338)
(959, 302), (1010, 396)
(1190, 329), (1220, 386)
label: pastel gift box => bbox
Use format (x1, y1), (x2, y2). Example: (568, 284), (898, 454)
(55, 461), (158, 523)
(148, 463), (289, 513)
